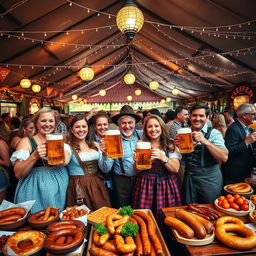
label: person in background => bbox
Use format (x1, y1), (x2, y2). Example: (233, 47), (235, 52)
(11, 107), (71, 213)
(10, 118), (34, 150)
(169, 106), (189, 139)
(66, 114), (110, 211)
(9, 116), (21, 141)
(99, 105), (142, 208)
(223, 108), (235, 128)
(222, 103), (256, 185)
(212, 113), (227, 137)
(0, 120), (11, 203)
(136, 110), (143, 130)
(165, 110), (175, 129)
(1, 113), (11, 133)
(51, 106), (68, 134)
(148, 108), (163, 120)
(132, 115), (181, 228)
(181, 104), (228, 204)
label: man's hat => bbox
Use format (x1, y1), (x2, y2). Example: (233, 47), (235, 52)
(111, 105), (141, 125)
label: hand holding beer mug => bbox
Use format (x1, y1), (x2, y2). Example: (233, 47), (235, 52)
(135, 142), (152, 170)
(105, 130), (123, 159)
(46, 134), (65, 165)
(177, 128), (194, 154)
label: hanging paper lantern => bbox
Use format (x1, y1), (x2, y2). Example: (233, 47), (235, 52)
(79, 65), (94, 81)
(134, 89), (141, 96)
(124, 73), (136, 85)
(166, 97), (171, 102)
(160, 99), (165, 103)
(172, 88), (180, 96)
(20, 78), (31, 88)
(149, 81), (159, 91)
(127, 95), (132, 101)
(99, 89), (106, 96)
(32, 84), (41, 93)
(72, 94), (78, 101)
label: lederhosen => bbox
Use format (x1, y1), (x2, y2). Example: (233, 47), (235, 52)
(181, 127), (223, 204)
(66, 149), (110, 211)
(112, 130), (141, 208)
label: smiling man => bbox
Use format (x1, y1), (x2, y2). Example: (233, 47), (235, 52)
(98, 105), (142, 208)
(181, 104), (228, 204)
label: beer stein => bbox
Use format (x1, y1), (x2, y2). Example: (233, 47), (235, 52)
(135, 142), (152, 170)
(46, 134), (65, 165)
(177, 128), (194, 154)
(105, 130), (123, 159)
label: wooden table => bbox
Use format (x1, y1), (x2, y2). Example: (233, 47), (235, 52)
(162, 205), (256, 256)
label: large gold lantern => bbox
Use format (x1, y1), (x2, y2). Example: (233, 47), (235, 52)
(166, 97), (171, 102)
(124, 73), (136, 85)
(149, 81), (159, 91)
(80, 64), (94, 81)
(20, 78), (31, 88)
(116, 0), (144, 41)
(32, 84), (41, 93)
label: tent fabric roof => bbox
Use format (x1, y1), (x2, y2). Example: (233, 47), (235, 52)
(0, 0), (255, 103)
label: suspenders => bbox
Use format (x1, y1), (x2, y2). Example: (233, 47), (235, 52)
(118, 130), (141, 174)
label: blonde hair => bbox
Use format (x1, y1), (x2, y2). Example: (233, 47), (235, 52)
(212, 113), (227, 129)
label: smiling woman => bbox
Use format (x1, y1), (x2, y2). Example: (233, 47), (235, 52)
(66, 114), (110, 211)
(10, 107), (71, 213)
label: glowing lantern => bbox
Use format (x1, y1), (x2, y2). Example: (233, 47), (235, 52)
(20, 78), (31, 88)
(166, 97), (171, 102)
(149, 81), (159, 91)
(124, 73), (136, 85)
(99, 89), (106, 96)
(72, 95), (78, 101)
(134, 89), (141, 96)
(127, 95), (132, 101)
(79, 65), (94, 81)
(172, 88), (180, 96)
(32, 84), (41, 93)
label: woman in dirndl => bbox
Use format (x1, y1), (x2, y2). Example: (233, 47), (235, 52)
(66, 114), (110, 211)
(132, 115), (181, 228)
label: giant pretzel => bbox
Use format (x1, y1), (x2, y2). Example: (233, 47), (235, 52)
(215, 216), (256, 250)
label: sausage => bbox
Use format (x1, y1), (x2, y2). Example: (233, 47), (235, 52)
(93, 230), (101, 246)
(135, 232), (143, 256)
(132, 214), (151, 255)
(185, 211), (214, 234)
(186, 208), (211, 220)
(187, 204), (215, 219)
(29, 208), (59, 223)
(115, 235), (136, 254)
(42, 206), (51, 221)
(134, 212), (163, 255)
(134, 211), (156, 233)
(44, 228), (83, 251)
(175, 209), (207, 239)
(191, 204), (221, 218)
(0, 214), (23, 224)
(164, 216), (195, 239)
(89, 246), (119, 256)
(149, 240), (157, 256)
(47, 220), (84, 233)
(102, 240), (119, 253)
(106, 215), (122, 235)
(113, 215), (129, 228)
(115, 224), (124, 235)
(98, 233), (110, 246)
(55, 235), (66, 244)
(0, 207), (26, 219)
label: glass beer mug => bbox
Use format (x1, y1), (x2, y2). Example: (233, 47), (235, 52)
(105, 130), (123, 159)
(46, 134), (65, 165)
(135, 142), (152, 170)
(177, 128), (194, 154)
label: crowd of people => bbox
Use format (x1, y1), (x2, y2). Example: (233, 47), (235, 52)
(0, 103), (256, 229)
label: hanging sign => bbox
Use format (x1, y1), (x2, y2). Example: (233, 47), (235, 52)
(29, 98), (41, 114)
(231, 85), (254, 100)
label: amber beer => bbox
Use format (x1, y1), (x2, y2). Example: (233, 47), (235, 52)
(136, 142), (152, 170)
(46, 134), (65, 165)
(177, 128), (194, 154)
(105, 130), (123, 159)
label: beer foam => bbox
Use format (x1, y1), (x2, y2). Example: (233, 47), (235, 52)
(177, 128), (192, 134)
(46, 134), (63, 140)
(136, 142), (151, 149)
(105, 130), (120, 135)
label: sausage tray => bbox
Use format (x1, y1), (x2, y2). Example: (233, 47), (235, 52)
(86, 208), (170, 256)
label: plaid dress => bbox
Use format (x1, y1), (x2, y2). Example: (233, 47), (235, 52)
(132, 158), (181, 228)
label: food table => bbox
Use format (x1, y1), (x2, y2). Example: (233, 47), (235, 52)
(162, 204), (256, 256)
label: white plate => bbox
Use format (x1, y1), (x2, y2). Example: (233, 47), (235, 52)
(224, 184), (254, 196)
(214, 199), (254, 216)
(172, 229), (215, 246)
